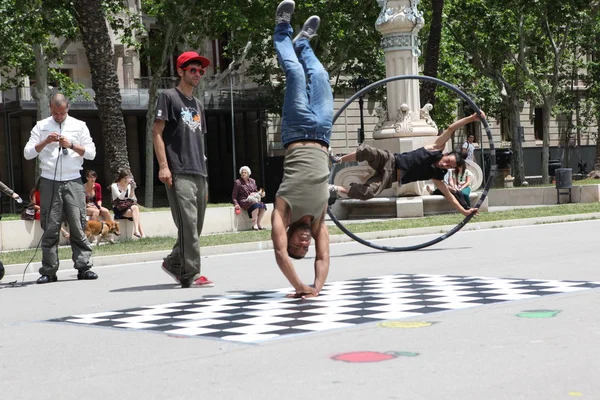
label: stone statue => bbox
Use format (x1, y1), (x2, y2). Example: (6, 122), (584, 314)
(393, 104), (413, 134)
(374, 105), (388, 131)
(420, 103), (437, 130)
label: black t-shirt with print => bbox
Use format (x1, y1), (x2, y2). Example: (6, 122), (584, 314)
(395, 147), (447, 184)
(155, 88), (207, 176)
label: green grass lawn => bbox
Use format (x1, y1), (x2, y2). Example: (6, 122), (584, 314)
(2, 202), (600, 266)
(491, 178), (600, 189)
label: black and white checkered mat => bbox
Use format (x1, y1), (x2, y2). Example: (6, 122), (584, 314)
(49, 274), (600, 343)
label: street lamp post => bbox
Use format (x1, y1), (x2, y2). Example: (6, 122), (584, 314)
(354, 76), (369, 144)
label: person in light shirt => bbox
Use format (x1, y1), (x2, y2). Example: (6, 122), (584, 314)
(23, 93), (97, 284)
(462, 133), (475, 161)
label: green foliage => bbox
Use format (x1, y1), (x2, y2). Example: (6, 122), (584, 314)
(0, 0), (79, 79)
(139, 0), (386, 113)
(103, 0), (146, 51)
(0, 0), (141, 94)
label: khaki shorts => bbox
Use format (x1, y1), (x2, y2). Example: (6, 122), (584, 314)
(347, 144), (398, 200)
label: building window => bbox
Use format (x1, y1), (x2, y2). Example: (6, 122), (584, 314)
(534, 107), (544, 141)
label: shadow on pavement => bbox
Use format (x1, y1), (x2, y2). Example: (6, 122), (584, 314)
(328, 246), (472, 258)
(110, 283), (179, 292)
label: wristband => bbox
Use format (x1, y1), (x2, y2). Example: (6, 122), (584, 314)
(70, 142), (75, 150)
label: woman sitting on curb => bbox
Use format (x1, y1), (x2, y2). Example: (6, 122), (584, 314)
(232, 166), (267, 230)
(110, 170), (144, 238)
(85, 170), (112, 222)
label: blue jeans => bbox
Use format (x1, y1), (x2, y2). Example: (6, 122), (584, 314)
(274, 23), (333, 147)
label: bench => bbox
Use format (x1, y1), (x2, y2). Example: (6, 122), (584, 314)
(338, 192), (487, 219)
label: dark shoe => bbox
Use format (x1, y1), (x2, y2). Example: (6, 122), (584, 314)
(328, 185), (338, 206)
(77, 270), (98, 280)
(293, 15), (321, 43)
(329, 149), (343, 164)
(161, 261), (181, 284)
(275, 0), (295, 25)
(37, 275), (57, 284)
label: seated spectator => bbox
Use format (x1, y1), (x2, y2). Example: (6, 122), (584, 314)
(84, 170), (112, 222)
(232, 166), (267, 230)
(426, 170), (452, 197)
(26, 182), (41, 221)
(426, 168), (469, 210)
(29, 180), (70, 238)
(111, 169), (144, 238)
(453, 163), (474, 207)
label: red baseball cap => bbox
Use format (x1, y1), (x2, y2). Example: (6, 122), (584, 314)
(176, 51), (210, 69)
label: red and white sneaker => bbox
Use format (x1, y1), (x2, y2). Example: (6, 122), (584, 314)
(185, 276), (214, 288)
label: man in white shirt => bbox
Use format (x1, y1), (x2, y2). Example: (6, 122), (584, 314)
(462, 133), (475, 161)
(24, 94), (97, 284)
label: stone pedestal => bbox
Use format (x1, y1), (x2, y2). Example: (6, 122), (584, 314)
(332, 1), (486, 218)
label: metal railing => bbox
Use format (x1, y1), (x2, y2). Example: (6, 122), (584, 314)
(1, 85), (273, 111)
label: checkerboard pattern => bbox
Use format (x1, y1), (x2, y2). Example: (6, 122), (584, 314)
(49, 274), (600, 343)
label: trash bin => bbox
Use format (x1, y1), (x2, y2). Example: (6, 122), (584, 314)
(548, 160), (561, 177)
(555, 168), (572, 189)
(496, 149), (513, 169)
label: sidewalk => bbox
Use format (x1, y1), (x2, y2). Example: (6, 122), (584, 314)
(4, 206), (600, 277)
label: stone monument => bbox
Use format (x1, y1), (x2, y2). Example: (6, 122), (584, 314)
(332, 0), (484, 219)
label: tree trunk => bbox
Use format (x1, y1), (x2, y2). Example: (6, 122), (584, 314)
(72, 0), (130, 179)
(420, 0), (444, 109)
(590, 113), (600, 178)
(505, 92), (525, 186)
(31, 43), (52, 179)
(144, 78), (160, 208)
(541, 101), (552, 184)
(143, 21), (181, 208)
(31, 44), (51, 121)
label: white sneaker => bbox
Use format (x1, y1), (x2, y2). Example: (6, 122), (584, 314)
(276, 0), (295, 25)
(293, 15), (321, 43)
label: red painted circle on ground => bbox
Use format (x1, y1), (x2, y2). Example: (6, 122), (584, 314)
(332, 351), (397, 363)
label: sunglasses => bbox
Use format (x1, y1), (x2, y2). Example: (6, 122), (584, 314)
(182, 66), (206, 76)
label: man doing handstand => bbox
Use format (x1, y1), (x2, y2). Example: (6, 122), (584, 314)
(271, 0), (332, 298)
(331, 112), (485, 216)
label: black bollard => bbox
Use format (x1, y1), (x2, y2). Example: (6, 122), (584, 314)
(0, 261), (4, 281)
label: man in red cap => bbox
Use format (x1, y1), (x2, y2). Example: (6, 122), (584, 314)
(153, 51), (214, 288)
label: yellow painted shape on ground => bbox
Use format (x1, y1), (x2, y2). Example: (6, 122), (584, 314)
(378, 321), (434, 329)
(568, 392), (583, 397)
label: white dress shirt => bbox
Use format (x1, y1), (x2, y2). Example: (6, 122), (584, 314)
(24, 115), (96, 181)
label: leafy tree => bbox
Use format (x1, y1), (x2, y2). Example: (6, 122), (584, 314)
(0, 0), (82, 120)
(72, 0), (132, 175)
(138, 0), (386, 206)
(420, 0), (445, 109)
(576, 2), (600, 177)
(444, 0), (527, 185)
(514, 0), (588, 183)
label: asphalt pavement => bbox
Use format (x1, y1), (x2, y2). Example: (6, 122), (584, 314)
(1, 219), (599, 399)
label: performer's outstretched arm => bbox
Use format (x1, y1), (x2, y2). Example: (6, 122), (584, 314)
(312, 212), (330, 296)
(272, 200), (316, 297)
(427, 112), (486, 152)
(432, 178), (478, 217)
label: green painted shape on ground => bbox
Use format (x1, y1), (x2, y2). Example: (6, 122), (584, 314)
(516, 310), (561, 319)
(393, 351), (420, 357)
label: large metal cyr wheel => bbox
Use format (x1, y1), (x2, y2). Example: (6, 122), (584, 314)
(327, 75), (497, 251)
